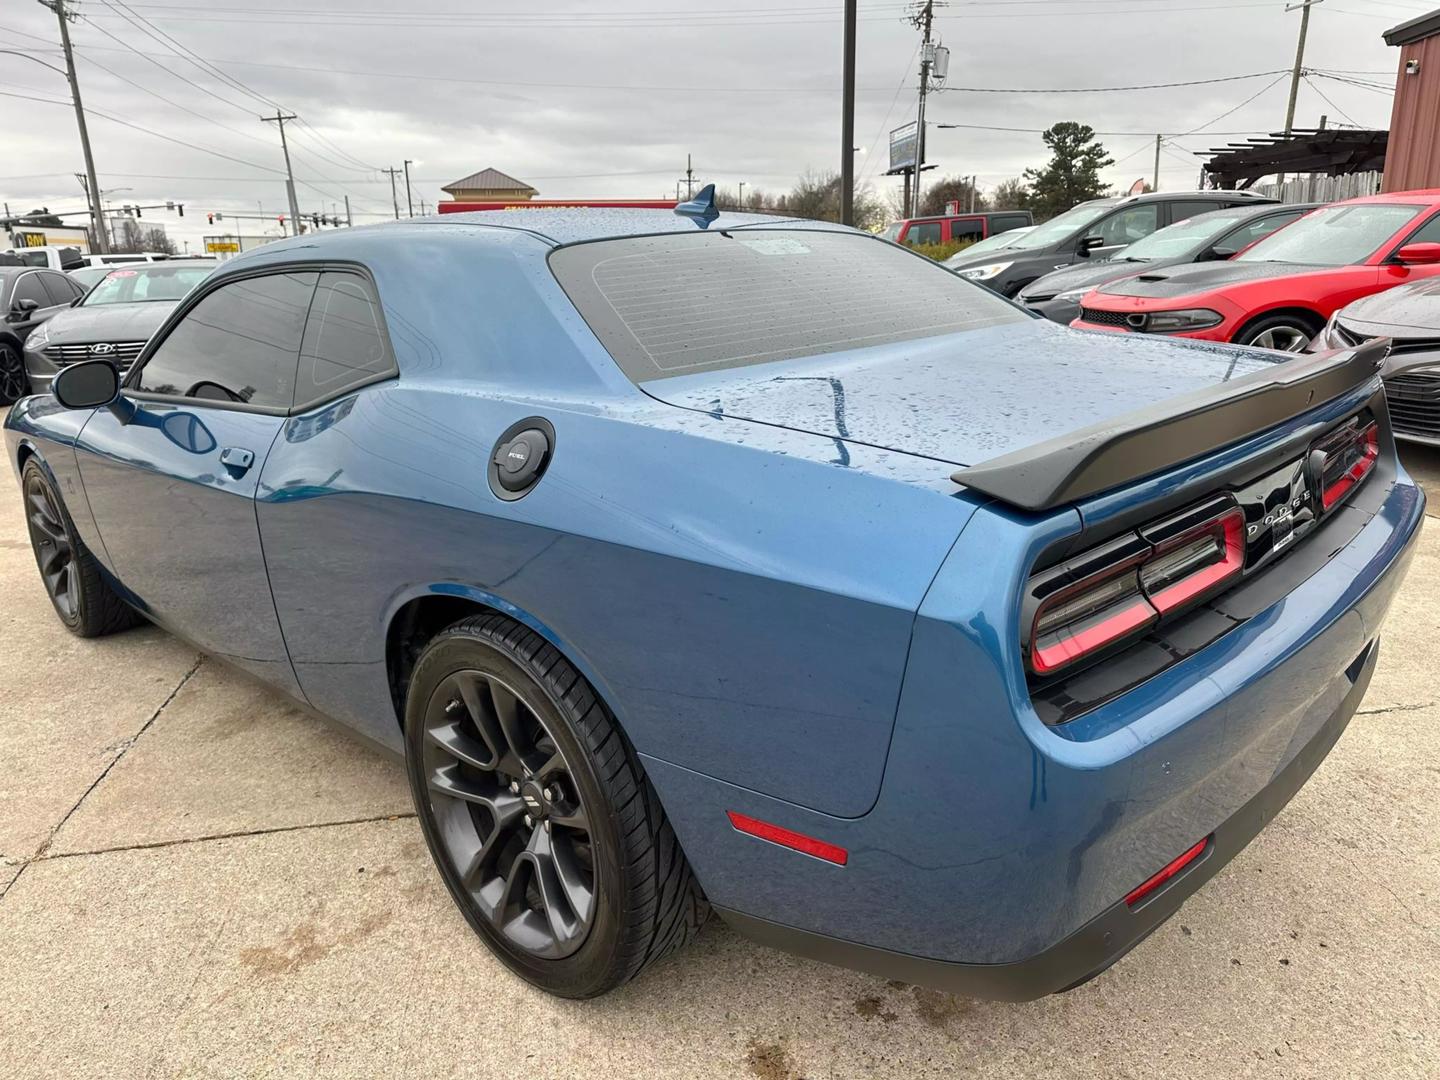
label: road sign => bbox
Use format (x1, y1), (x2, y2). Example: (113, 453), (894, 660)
(205, 240), (239, 253)
(889, 122), (920, 173)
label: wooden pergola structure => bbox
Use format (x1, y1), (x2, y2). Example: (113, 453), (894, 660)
(1200, 128), (1389, 190)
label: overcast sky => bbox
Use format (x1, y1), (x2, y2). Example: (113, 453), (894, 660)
(0, 0), (1420, 252)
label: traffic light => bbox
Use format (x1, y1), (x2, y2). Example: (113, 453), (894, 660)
(135, 206), (142, 218)
(177, 204), (184, 217)
(207, 213), (214, 225)
(311, 213), (320, 228)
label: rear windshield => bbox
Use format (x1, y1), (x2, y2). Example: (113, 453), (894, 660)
(1235, 203), (1424, 266)
(549, 229), (1024, 381)
(83, 264), (212, 305)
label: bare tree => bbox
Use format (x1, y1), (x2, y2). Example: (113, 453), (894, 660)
(990, 177), (1030, 210)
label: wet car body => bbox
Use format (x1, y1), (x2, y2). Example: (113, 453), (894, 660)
(4, 207), (1422, 999)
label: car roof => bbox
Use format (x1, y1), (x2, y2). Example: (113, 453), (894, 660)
(1333, 188), (1440, 206)
(97, 258), (216, 271)
(405, 208), (855, 246)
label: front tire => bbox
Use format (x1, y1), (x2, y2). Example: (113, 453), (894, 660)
(404, 613), (709, 998)
(0, 342), (27, 405)
(21, 459), (140, 637)
(1233, 312), (1321, 353)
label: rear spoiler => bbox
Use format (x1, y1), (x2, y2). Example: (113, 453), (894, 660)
(952, 340), (1389, 512)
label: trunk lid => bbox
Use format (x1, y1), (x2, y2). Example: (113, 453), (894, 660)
(641, 320), (1285, 467)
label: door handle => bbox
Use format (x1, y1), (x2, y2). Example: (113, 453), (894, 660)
(219, 446), (255, 477)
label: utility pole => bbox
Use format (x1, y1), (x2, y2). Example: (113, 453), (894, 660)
(685, 154), (695, 199)
(403, 159), (414, 217)
(260, 111), (303, 235)
(344, 195), (352, 227)
(1153, 134), (1161, 192)
(738, 181), (746, 208)
(41, 0), (109, 253)
(382, 167), (402, 219)
(909, 0), (936, 219)
(840, 0), (857, 226)
(1279, 0), (1322, 191)
(970, 174), (977, 212)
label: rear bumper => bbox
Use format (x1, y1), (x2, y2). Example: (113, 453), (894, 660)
(716, 634), (1380, 1001)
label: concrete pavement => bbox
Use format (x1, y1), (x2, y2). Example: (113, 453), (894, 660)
(1, 448), (1437, 1079)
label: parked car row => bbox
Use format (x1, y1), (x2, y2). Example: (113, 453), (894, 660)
(1, 260), (216, 404)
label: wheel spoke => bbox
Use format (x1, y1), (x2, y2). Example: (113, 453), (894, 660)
(487, 679), (531, 764)
(549, 802), (589, 832)
(526, 828), (587, 946)
(427, 720), (493, 771)
(456, 673), (526, 777)
(427, 765), (522, 821)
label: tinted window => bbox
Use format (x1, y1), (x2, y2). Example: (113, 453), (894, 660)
(1091, 204), (1160, 246)
(1216, 211), (1302, 254)
(16, 251), (48, 268)
(136, 271), (317, 408)
(1117, 210), (1254, 260)
(39, 272), (82, 306)
(906, 221), (942, 245)
(550, 230), (1025, 382)
(1402, 211), (1440, 246)
(11, 274), (50, 310)
(949, 218), (984, 243)
(294, 271), (394, 406)
(989, 214), (1030, 233)
(1167, 200), (1226, 222)
(1237, 203), (1425, 265)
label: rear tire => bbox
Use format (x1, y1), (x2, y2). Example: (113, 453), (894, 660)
(1233, 312), (1321, 353)
(404, 613), (709, 998)
(21, 459), (141, 637)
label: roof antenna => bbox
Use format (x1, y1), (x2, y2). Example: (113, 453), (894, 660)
(674, 183), (719, 225)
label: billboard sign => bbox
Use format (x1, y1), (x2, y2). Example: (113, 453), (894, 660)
(889, 122), (920, 173)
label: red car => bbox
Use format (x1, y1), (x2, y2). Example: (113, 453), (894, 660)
(1071, 189), (1440, 351)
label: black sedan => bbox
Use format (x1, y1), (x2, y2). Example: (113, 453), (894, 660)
(1019, 203), (1319, 324)
(1, 265), (88, 404)
(1311, 277), (1440, 444)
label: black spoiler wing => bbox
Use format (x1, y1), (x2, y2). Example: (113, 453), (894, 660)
(951, 340), (1389, 512)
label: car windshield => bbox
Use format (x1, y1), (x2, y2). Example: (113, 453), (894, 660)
(68, 266), (113, 290)
(1236, 203), (1425, 266)
(551, 229), (1026, 381)
(945, 228), (1035, 262)
(1113, 210), (1253, 261)
(880, 223), (902, 241)
(984, 201), (1115, 252)
(82, 264), (212, 305)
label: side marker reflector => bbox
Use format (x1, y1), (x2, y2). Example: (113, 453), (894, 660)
(726, 811), (848, 866)
(1124, 837), (1209, 907)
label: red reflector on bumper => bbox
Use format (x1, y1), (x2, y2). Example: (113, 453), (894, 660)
(1124, 837), (1209, 907)
(727, 811), (848, 866)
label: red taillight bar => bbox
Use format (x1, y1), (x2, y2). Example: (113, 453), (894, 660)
(1145, 508), (1246, 614)
(1031, 597), (1155, 676)
(1319, 422), (1379, 511)
(726, 811), (848, 866)
(1124, 837), (1209, 907)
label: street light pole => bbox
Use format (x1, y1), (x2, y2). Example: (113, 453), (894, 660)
(37, 1), (109, 252)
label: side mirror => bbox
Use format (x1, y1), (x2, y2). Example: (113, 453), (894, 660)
(1393, 242), (1440, 266)
(52, 359), (120, 410)
(9, 297), (40, 320)
(1077, 235), (1106, 257)
(1206, 245), (1239, 261)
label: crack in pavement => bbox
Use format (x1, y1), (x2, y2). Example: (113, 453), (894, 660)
(1355, 700), (1436, 716)
(0, 655), (205, 904)
(30, 812), (419, 864)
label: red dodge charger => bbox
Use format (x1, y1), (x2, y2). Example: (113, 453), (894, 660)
(1071, 189), (1440, 351)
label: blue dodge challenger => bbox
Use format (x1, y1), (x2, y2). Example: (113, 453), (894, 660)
(4, 192), (1424, 999)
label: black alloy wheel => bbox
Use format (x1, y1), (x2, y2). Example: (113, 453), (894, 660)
(25, 467), (78, 623)
(420, 667), (596, 959)
(21, 459), (140, 637)
(0, 343), (26, 405)
(405, 614), (709, 997)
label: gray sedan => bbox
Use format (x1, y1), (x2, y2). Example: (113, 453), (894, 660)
(23, 260), (215, 395)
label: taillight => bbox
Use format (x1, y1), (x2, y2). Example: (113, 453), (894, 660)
(1025, 497), (1244, 677)
(1311, 420), (1379, 511)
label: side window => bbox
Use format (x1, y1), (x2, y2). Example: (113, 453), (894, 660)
(1092, 204), (1160, 246)
(990, 214), (1030, 233)
(1168, 199), (1224, 223)
(39, 272), (81, 306)
(294, 271), (394, 407)
(1217, 212), (1300, 254)
(948, 218), (984, 244)
(1401, 212), (1440, 246)
(905, 221), (942, 246)
(11, 274), (50, 310)
(136, 271), (317, 408)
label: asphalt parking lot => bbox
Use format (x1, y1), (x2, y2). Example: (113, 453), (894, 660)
(0, 451), (1437, 1080)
